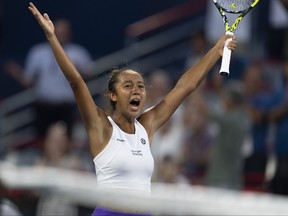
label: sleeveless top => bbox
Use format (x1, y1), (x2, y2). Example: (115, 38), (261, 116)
(93, 117), (154, 192)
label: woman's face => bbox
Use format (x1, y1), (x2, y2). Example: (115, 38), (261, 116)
(110, 70), (146, 117)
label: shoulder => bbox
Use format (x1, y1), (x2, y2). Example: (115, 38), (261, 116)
(30, 42), (50, 51)
(27, 42), (51, 56)
(65, 43), (92, 62)
(66, 43), (90, 53)
(137, 111), (156, 142)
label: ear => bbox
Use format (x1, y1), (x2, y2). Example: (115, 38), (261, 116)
(109, 92), (117, 102)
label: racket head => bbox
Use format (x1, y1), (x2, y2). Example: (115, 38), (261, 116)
(214, 0), (259, 14)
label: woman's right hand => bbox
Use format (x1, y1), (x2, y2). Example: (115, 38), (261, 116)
(28, 2), (55, 40)
(215, 34), (237, 57)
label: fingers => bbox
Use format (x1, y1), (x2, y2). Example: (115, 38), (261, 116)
(224, 34), (237, 51)
(216, 34), (236, 55)
(28, 2), (42, 22)
(28, 2), (48, 20)
(44, 13), (49, 20)
(226, 34), (236, 41)
(28, 2), (51, 27)
(227, 38), (237, 51)
(28, 2), (39, 15)
(43, 13), (52, 22)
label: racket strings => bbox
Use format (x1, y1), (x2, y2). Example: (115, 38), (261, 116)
(217, 0), (255, 13)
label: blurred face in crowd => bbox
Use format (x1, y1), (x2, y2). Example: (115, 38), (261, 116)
(147, 70), (171, 103)
(54, 19), (72, 45)
(43, 122), (69, 162)
(243, 64), (263, 95)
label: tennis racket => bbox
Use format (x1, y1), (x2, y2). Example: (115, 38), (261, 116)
(212, 0), (260, 76)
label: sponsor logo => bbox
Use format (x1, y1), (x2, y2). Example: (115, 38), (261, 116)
(131, 150), (143, 156)
(140, 138), (146, 145)
(117, 139), (125, 142)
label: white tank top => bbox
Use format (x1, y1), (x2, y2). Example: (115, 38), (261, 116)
(93, 117), (154, 192)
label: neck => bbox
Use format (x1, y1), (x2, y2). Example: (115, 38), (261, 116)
(112, 115), (136, 134)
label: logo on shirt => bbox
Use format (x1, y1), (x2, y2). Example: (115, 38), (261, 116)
(117, 139), (125, 142)
(140, 138), (146, 145)
(131, 150), (143, 156)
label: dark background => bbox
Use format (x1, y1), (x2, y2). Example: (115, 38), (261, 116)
(0, 0), (189, 60)
(0, 0), (193, 98)
(0, 0), (275, 99)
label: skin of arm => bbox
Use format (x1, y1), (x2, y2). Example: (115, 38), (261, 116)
(28, 2), (111, 157)
(139, 35), (237, 142)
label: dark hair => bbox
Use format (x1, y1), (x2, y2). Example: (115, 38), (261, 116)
(107, 67), (142, 111)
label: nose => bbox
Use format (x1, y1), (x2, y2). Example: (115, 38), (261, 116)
(133, 85), (140, 94)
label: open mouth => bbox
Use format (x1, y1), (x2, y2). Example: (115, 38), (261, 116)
(129, 99), (140, 111)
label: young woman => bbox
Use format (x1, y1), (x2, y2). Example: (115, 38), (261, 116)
(28, 2), (237, 216)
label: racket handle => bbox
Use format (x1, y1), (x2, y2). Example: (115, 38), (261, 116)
(219, 32), (234, 76)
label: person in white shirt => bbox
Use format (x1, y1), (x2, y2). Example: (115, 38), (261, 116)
(5, 17), (92, 138)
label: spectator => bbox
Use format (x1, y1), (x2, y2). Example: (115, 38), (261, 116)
(183, 30), (209, 71)
(268, 60), (288, 195)
(144, 69), (172, 109)
(34, 121), (88, 216)
(205, 80), (252, 190)
(242, 62), (276, 192)
(267, 0), (288, 59)
(146, 69), (185, 164)
(34, 121), (86, 170)
(4, 18), (93, 139)
(154, 154), (189, 185)
(181, 91), (215, 185)
(151, 117), (185, 165)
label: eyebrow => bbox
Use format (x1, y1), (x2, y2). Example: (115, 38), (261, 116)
(122, 80), (145, 85)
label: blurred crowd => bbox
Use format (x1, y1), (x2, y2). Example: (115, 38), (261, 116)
(1, 0), (288, 215)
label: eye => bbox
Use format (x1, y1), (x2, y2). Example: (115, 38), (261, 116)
(138, 84), (145, 89)
(124, 84), (132, 88)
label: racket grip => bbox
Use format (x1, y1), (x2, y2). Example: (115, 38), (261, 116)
(219, 32), (234, 76)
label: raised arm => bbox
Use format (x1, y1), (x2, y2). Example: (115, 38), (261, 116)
(140, 34), (236, 139)
(28, 2), (111, 156)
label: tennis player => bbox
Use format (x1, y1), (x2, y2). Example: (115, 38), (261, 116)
(28, 2), (236, 215)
